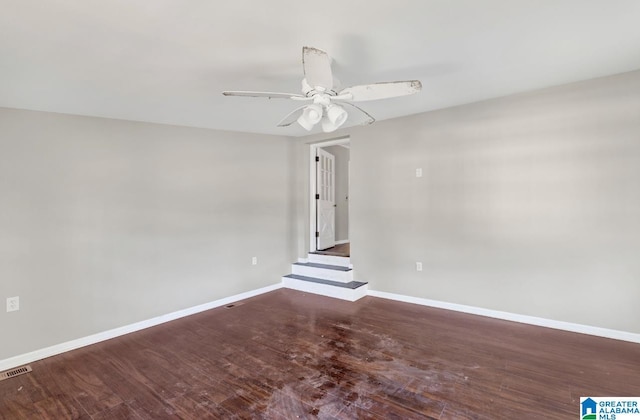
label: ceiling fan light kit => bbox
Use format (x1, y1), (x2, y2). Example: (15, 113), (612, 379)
(223, 46), (422, 133)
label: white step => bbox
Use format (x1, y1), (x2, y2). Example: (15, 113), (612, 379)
(291, 262), (353, 283)
(282, 275), (368, 302)
(306, 253), (351, 268)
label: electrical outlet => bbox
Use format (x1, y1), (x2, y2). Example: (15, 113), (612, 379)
(415, 168), (423, 178)
(251, 257), (258, 266)
(6, 296), (19, 312)
(416, 262), (423, 272)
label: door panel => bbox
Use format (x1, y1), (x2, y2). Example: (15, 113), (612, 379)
(316, 148), (335, 250)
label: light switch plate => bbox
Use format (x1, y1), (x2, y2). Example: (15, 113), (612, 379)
(7, 296), (19, 312)
(415, 168), (423, 178)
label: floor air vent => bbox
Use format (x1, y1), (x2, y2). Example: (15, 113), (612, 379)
(0, 365), (32, 381)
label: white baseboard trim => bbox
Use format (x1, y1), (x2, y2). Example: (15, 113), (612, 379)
(0, 283), (283, 372)
(367, 290), (640, 344)
(335, 239), (349, 245)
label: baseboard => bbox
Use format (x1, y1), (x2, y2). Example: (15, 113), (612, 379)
(367, 290), (640, 344)
(0, 283), (283, 372)
(335, 239), (349, 245)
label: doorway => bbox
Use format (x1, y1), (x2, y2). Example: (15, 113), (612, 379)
(309, 137), (350, 256)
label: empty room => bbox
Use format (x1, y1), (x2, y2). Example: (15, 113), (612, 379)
(1, 1), (639, 419)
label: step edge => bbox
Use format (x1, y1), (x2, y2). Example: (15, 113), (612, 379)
(292, 262), (352, 272)
(282, 274), (367, 290)
(282, 279), (368, 302)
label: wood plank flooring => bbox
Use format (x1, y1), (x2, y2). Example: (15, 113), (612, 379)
(1, 289), (639, 419)
(313, 243), (350, 257)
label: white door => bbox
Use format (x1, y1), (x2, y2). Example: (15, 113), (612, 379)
(316, 148), (336, 250)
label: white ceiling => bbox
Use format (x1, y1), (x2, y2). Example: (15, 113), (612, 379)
(2, 1), (640, 136)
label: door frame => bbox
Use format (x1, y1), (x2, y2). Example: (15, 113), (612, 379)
(309, 136), (350, 252)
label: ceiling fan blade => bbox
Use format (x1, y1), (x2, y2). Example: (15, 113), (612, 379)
(222, 91), (304, 99)
(339, 80), (422, 102)
(302, 46), (334, 89)
(276, 105), (307, 127)
(336, 101), (376, 125)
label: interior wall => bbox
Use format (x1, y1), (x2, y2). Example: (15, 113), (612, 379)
(294, 70), (640, 334)
(322, 145), (349, 242)
(0, 107), (295, 361)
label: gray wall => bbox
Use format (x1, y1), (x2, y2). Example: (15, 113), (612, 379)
(323, 145), (349, 242)
(0, 107), (294, 360)
(294, 70), (640, 334)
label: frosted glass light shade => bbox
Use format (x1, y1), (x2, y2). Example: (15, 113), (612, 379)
(321, 104), (348, 132)
(297, 104), (323, 131)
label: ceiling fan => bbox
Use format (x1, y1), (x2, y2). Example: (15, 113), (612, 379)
(222, 47), (422, 133)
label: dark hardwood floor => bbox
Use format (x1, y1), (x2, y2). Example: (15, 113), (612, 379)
(313, 243), (350, 257)
(1, 289), (639, 419)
